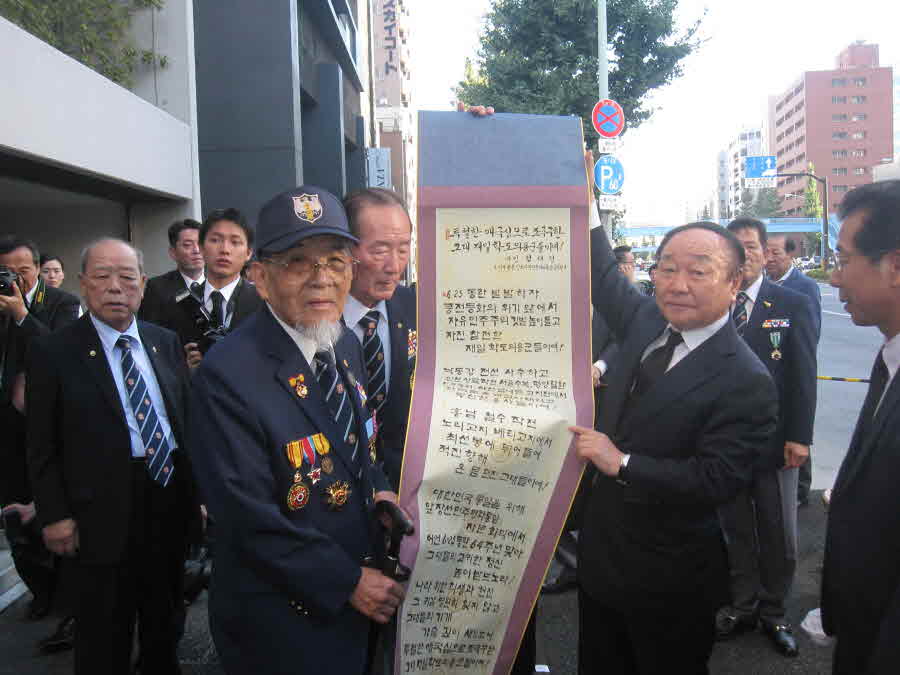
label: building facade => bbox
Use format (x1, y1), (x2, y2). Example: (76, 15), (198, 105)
(768, 42), (894, 216)
(716, 127), (766, 219)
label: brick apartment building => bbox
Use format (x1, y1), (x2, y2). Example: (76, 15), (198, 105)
(768, 42), (894, 215)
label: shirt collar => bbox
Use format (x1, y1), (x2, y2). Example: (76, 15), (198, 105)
(743, 273), (765, 304)
(180, 270), (205, 289)
(205, 275), (240, 305)
(267, 304), (320, 367)
(882, 333), (900, 382)
(24, 281), (38, 307)
(343, 293), (388, 329)
(90, 313), (142, 353)
(671, 311), (730, 353)
(776, 266), (794, 284)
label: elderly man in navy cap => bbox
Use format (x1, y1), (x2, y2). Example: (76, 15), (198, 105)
(188, 186), (405, 675)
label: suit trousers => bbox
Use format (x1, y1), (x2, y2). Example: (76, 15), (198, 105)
(73, 461), (184, 675)
(719, 467), (798, 621)
(578, 587), (714, 675)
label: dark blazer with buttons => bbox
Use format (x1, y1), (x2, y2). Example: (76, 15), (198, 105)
(138, 269), (191, 326)
(374, 284), (417, 491)
(779, 266), (822, 341)
(579, 226), (777, 612)
(188, 307), (390, 675)
(740, 278), (818, 471)
(25, 315), (200, 564)
(822, 359), (900, 674)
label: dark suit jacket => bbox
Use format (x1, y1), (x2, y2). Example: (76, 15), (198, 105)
(579, 226), (777, 612)
(374, 284), (417, 491)
(741, 278), (818, 470)
(822, 356), (900, 674)
(138, 269), (192, 326)
(139, 273), (263, 346)
(188, 307), (390, 675)
(779, 266), (822, 341)
(0, 283), (80, 503)
(26, 316), (200, 565)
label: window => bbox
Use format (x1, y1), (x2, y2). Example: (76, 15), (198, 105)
(851, 149), (867, 158)
(832, 78), (847, 87)
(833, 131), (848, 140)
(833, 113), (848, 121)
(832, 167), (848, 176)
(832, 96), (847, 104)
(852, 113), (868, 121)
(833, 185), (850, 194)
(853, 77), (867, 87)
(833, 150), (849, 159)
(854, 167), (866, 175)
(851, 96), (867, 104)
(851, 131), (867, 140)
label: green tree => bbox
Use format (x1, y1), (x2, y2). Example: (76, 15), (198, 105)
(803, 163), (823, 220)
(0, 0), (166, 87)
(753, 188), (781, 219)
(455, 0), (704, 134)
(701, 204), (711, 220)
(737, 188), (756, 217)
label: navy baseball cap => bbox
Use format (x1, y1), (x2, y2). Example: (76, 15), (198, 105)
(255, 185), (358, 254)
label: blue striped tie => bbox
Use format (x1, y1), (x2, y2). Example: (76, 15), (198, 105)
(359, 310), (387, 415)
(314, 351), (362, 479)
(116, 336), (175, 486)
(732, 291), (749, 336)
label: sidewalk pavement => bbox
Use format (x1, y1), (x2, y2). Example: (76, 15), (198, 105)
(1, 492), (834, 674)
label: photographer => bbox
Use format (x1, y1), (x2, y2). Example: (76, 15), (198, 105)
(0, 236), (80, 622)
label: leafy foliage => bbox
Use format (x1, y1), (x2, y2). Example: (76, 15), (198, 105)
(803, 163), (824, 220)
(456, 0), (704, 134)
(737, 187), (781, 219)
(0, 0), (166, 87)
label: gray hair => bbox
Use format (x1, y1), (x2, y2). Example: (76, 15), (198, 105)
(80, 238), (144, 274)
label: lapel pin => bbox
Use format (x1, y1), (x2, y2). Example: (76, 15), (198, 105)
(398, 322), (402, 329)
(89, 350), (97, 357)
(152, 345), (158, 353)
(343, 359), (349, 368)
(763, 300), (772, 308)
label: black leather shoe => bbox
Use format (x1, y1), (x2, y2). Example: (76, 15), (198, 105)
(715, 607), (758, 641)
(541, 565), (577, 594)
(25, 594), (52, 621)
(38, 616), (75, 654)
(762, 621), (799, 657)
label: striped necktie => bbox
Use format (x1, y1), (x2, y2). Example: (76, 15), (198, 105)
(314, 351), (362, 478)
(116, 336), (175, 486)
(359, 310), (387, 415)
(732, 291), (750, 336)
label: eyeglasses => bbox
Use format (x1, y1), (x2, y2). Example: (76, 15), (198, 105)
(834, 249), (889, 272)
(264, 253), (357, 277)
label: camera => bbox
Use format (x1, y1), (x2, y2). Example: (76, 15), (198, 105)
(0, 265), (18, 296)
(175, 288), (229, 354)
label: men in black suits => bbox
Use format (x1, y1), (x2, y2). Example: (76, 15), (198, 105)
(716, 218), (818, 656)
(766, 233), (823, 504)
(27, 238), (200, 674)
(0, 236), (80, 619)
(189, 186), (405, 675)
(341, 188), (416, 491)
(822, 180), (900, 675)
(138, 219), (205, 326)
(571, 221), (777, 675)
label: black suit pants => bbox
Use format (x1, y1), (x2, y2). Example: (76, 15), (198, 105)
(578, 587), (714, 675)
(73, 462), (185, 675)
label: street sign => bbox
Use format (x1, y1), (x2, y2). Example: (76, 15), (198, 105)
(365, 148), (393, 189)
(596, 137), (622, 155)
(594, 155), (625, 195)
(744, 155), (777, 188)
(591, 99), (625, 139)
(595, 194), (624, 211)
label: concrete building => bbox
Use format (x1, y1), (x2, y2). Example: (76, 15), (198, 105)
(768, 42), (894, 216)
(716, 127), (766, 219)
(372, 0), (416, 219)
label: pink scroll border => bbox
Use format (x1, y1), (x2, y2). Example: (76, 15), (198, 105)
(397, 185), (593, 675)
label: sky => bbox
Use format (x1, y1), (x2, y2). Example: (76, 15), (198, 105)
(408, 0), (900, 225)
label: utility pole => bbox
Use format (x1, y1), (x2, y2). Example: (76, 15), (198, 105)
(776, 171), (830, 271)
(598, 0), (608, 100)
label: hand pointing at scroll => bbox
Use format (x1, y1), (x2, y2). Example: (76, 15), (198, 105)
(569, 426), (625, 477)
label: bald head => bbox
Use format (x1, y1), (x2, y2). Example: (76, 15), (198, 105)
(80, 238), (147, 331)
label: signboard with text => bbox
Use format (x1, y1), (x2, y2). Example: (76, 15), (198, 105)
(744, 155), (777, 188)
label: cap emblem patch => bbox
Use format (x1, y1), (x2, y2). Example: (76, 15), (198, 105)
(293, 194), (323, 223)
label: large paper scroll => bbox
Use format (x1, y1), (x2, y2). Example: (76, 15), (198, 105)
(396, 112), (593, 675)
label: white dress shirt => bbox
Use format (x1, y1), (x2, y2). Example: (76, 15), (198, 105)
(268, 304), (321, 368)
(204, 276), (241, 327)
(640, 311), (731, 372)
(738, 273), (765, 319)
(875, 333), (900, 414)
(90, 314), (175, 458)
(776, 266), (794, 284)
(343, 294), (392, 393)
(180, 271), (205, 291)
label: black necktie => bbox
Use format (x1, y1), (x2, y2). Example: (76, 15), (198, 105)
(732, 291), (749, 336)
(861, 350), (889, 424)
(632, 330), (683, 399)
(190, 281), (203, 297)
(314, 351), (361, 478)
(359, 310), (387, 415)
(210, 290), (225, 328)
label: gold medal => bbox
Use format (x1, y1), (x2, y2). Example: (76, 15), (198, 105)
(771, 349), (782, 361)
(323, 481), (351, 510)
(286, 482), (310, 511)
(321, 456), (334, 474)
(307, 467), (322, 485)
(295, 384), (308, 398)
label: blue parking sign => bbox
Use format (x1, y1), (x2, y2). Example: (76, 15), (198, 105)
(594, 155), (625, 195)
